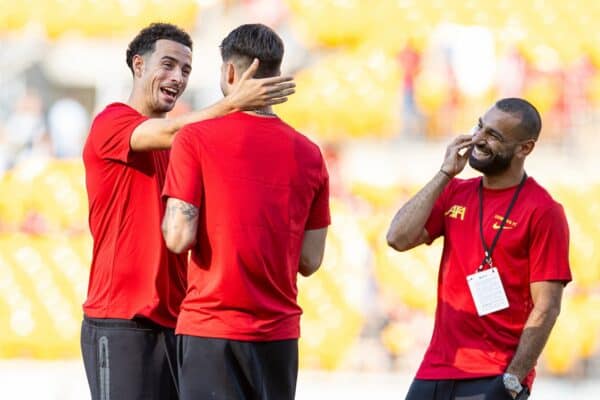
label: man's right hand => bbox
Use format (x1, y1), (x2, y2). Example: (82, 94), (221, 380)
(226, 59), (296, 111)
(440, 135), (474, 178)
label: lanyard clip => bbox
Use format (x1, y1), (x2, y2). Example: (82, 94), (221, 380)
(478, 252), (493, 272)
(484, 252), (494, 267)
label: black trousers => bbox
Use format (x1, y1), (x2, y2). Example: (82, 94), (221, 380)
(177, 335), (298, 400)
(406, 376), (530, 400)
(81, 316), (179, 400)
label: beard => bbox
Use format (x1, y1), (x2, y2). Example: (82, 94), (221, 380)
(468, 146), (514, 176)
(155, 101), (175, 114)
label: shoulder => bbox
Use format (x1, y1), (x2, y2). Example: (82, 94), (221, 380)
(444, 176), (479, 197)
(173, 123), (204, 148)
(525, 177), (558, 203)
(180, 112), (239, 140)
(92, 103), (138, 123)
(524, 177), (567, 223)
(283, 123), (323, 161)
(89, 103), (142, 133)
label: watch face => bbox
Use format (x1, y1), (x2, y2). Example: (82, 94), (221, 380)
(503, 374), (522, 392)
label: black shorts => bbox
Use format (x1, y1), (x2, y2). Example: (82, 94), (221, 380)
(80, 316), (179, 400)
(405, 376), (530, 400)
(177, 335), (298, 400)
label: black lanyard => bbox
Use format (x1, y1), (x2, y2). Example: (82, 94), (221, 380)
(478, 173), (527, 270)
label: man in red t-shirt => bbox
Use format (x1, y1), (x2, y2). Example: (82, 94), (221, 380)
(387, 98), (571, 400)
(161, 24), (330, 400)
(81, 22), (296, 400)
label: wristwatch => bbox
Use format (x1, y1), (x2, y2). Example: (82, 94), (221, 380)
(502, 373), (523, 394)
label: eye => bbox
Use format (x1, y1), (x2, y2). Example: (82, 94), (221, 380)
(182, 68), (191, 77)
(488, 132), (502, 142)
(163, 62), (174, 69)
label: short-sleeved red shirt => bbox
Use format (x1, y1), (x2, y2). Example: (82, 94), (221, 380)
(417, 176), (571, 388)
(162, 111), (330, 341)
(82, 103), (187, 328)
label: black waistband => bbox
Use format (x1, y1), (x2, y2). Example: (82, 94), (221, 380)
(83, 315), (171, 331)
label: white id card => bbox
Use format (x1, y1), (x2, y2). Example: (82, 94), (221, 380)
(466, 267), (509, 316)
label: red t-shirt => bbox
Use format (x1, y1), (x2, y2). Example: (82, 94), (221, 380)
(82, 103), (187, 328)
(162, 111), (331, 341)
(417, 176), (571, 388)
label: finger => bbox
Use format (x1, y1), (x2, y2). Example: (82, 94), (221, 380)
(450, 137), (474, 151)
(457, 140), (474, 149)
(264, 88), (296, 98)
(264, 82), (296, 94)
(240, 58), (260, 81)
(458, 146), (470, 158)
(452, 134), (473, 144)
(257, 75), (295, 85)
(458, 144), (473, 158)
(265, 97), (289, 106)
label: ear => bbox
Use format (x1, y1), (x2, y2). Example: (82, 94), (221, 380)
(132, 54), (145, 78)
(226, 62), (236, 85)
(517, 139), (535, 158)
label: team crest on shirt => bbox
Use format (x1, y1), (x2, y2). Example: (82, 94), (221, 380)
(445, 205), (466, 221)
(492, 214), (518, 230)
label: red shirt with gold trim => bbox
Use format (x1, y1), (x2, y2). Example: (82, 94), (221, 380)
(417, 176), (571, 388)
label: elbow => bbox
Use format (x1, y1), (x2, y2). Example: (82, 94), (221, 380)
(167, 237), (194, 254)
(532, 303), (562, 325)
(386, 230), (410, 252)
(299, 265), (318, 277)
(165, 240), (187, 254)
(163, 230), (194, 254)
(299, 255), (323, 277)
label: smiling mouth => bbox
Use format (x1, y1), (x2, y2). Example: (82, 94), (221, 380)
(160, 87), (178, 101)
(472, 145), (492, 159)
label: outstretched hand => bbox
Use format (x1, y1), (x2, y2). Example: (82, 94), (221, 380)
(227, 59), (296, 111)
(440, 135), (474, 177)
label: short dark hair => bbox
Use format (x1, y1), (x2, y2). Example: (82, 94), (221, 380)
(220, 24), (284, 78)
(495, 98), (542, 140)
(126, 23), (193, 74)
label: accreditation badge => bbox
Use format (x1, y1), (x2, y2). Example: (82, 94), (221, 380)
(466, 267), (509, 316)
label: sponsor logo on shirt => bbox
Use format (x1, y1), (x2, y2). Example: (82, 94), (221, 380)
(492, 214), (518, 230)
(445, 205), (466, 221)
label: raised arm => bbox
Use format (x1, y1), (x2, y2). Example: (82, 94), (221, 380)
(386, 135), (473, 251)
(298, 227), (328, 277)
(130, 59), (296, 151)
(162, 197), (199, 254)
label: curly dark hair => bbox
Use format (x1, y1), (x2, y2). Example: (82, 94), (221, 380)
(220, 24), (284, 78)
(126, 23), (193, 74)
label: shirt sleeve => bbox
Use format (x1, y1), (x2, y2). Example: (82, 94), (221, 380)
(91, 104), (148, 162)
(424, 179), (454, 243)
(529, 202), (572, 283)
(305, 156), (331, 230)
(162, 127), (203, 207)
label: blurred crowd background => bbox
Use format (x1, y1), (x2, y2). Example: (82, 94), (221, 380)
(1, 0), (600, 383)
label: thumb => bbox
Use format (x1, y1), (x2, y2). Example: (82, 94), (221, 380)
(240, 58), (259, 81)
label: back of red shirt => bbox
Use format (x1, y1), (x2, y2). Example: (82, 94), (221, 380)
(417, 177), (571, 388)
(162, 112), (331, 341)
(82, 103), (186, 328)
